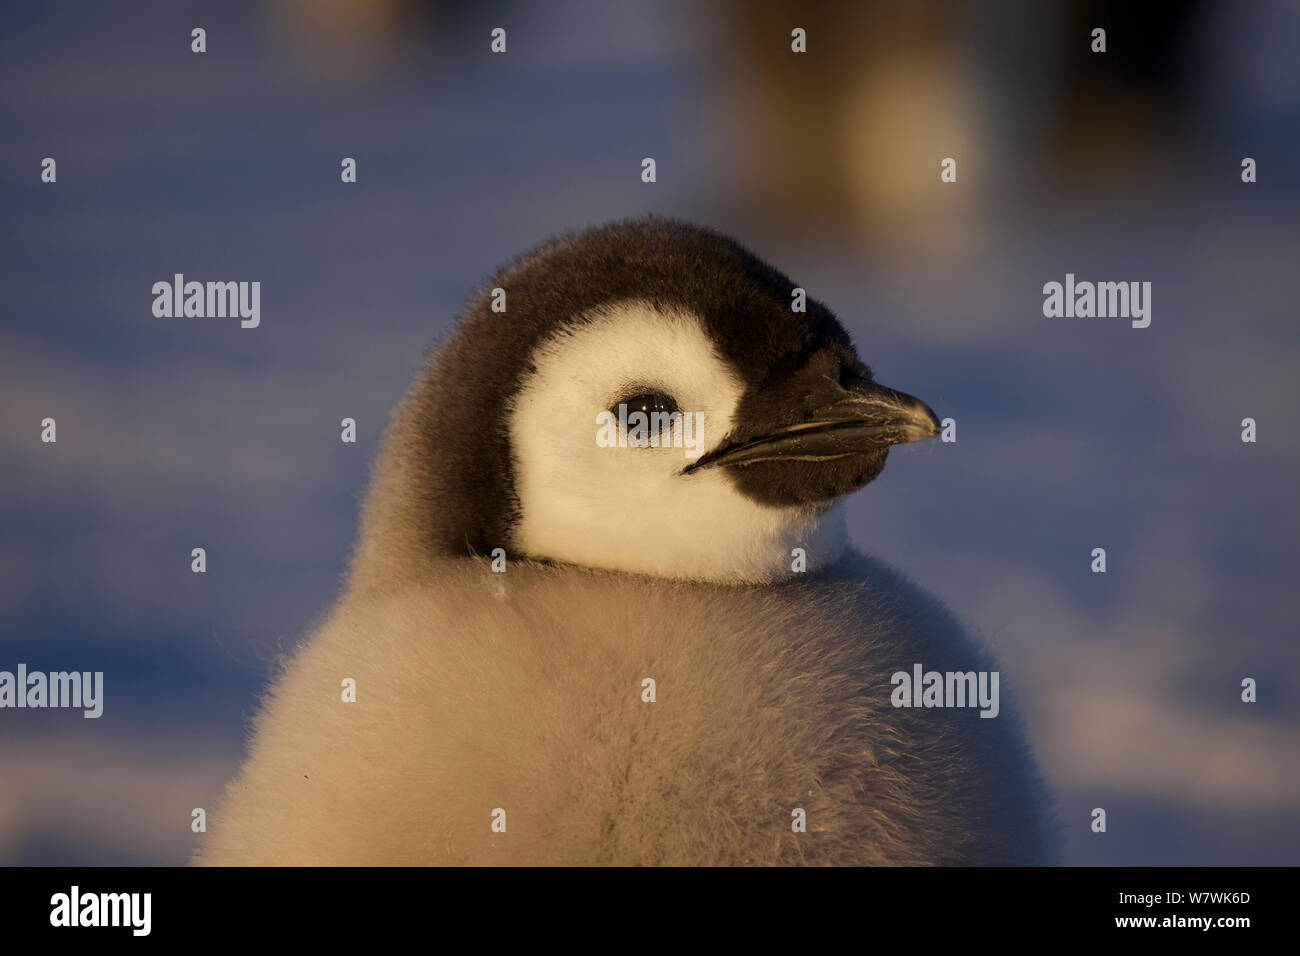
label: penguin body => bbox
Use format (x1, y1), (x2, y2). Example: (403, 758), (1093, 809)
(199, 218), (1055, 865)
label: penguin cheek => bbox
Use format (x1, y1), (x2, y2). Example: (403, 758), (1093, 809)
(724, 448), (889, 507)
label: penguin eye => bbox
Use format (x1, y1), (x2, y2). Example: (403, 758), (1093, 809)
(613, 392), (679, 417)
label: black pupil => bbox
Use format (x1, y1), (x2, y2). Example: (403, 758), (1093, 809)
(617, 393), (678, 416)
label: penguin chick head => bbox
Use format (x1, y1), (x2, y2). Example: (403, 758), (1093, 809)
(352, 218), (939, 588)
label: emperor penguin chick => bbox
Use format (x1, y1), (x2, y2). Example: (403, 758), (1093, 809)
(199, 218), (1055, 866)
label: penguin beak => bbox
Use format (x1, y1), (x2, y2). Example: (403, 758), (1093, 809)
(682, 384), (940, 473)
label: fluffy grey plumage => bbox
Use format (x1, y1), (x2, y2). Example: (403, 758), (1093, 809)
(199, 217), (1056, 865)
(200, 554), (1052, 865)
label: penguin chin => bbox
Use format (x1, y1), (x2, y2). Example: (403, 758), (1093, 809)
(723, 448), (889, 508)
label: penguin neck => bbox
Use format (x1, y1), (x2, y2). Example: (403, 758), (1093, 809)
(724, 499), (850, 583)
(519, 500), (851, 585)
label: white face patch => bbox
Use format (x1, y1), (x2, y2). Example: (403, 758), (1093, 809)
(507, 300), (847, 583)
